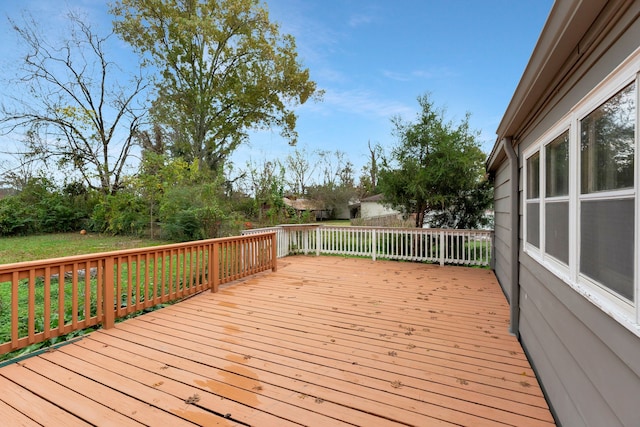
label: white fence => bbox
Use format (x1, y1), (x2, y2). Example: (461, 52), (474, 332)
(242, 224), (493, 267)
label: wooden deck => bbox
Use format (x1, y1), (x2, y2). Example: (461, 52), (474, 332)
(0, 256), (555, 426)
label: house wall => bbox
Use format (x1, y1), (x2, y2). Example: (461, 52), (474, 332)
(504, 4), (640, 426)
(492, 157), (513, 301)
(333, 204), (351, 220)
(360, 201), (401, 220)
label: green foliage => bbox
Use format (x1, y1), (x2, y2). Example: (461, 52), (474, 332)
(379, 93), (492, 229)
(159, 182), (228, 241)
(358, 141), (383, 198)
(90, 190), (148, 235)
(429, 178), (494, 229)
(240, 158), (288, 225)
(111, 0), (321, 174)
(306, 150), (357, 219)
(266, 180), (286, 225)
(0, 196), (34, 235)
(0, 178), (95, 236)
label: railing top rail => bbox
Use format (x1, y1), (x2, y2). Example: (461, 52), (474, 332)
(243, 226), (283, 233)
(244, 224), (492, 233)
(320, 225), (493, 233)
(0, 232), (276, 272)
(214, 231), (276, 242)
(278, 223), (322, 229)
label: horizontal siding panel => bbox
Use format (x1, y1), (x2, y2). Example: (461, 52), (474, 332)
(494, 180), (511, 200)
(493, 250), (511, 299)
(518, 313), (584, 427)
(520, 257), (640, 427)
(494, 197), (510, 214)
(493, 222), (511, 246)
(494, 161), (511, 186)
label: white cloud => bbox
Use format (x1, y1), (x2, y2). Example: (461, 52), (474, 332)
(348, 14), (374, 28)
(382, 66), (459, 82)
(315, 88), (414, 118)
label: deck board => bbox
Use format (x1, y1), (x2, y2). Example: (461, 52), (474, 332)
(0, 256), (555, 426)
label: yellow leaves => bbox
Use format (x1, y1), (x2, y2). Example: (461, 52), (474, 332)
(54, 106), (95, 127)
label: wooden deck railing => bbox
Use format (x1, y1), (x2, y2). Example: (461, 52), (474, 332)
(0, 232), (276, 356)
(243, 225), (493, 267)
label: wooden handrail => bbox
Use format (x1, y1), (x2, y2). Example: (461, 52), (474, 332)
(0, 232), (276, 357)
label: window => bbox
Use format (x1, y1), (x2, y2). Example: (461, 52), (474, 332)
(526, 152), (540, 248)
(545, 131), (569, 264)
(546, 132), (569, 197)
(580, 83), (635, 194)
(521, 49), (640, 333)
(579, 82), (636, 302)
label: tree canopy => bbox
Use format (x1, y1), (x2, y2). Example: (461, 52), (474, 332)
(378, 94), (492, 229)
(110, 0), (321, 174)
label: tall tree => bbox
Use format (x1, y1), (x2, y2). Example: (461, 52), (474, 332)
(0, 12), (148, 195)
(111, 0), (321, 174)
(285, 147), (316, 196)
(307, 150), (356, 219)
(242, 158), (285, 223)
(378, 94), (492, 228)
(358, 140), (382, 197)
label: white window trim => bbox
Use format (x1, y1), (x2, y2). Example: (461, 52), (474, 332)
(523, 149), (541, 255)
(522, 46), (640, 337)
(523, 120), (571, 269)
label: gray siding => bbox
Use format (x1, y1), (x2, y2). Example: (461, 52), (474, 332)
(519, 255), (640, 426)
(510, 5), (640, 427)
(492, 159), (512, 300)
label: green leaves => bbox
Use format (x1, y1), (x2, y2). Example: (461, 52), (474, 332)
(379, 93), (492, 228)
(111, 0), (321, 174)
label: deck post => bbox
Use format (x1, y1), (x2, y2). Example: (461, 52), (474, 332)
(212, 242), (220, 292)
(208, 242), (215, 290)
(372, 229), (377, 261)
(271, 232), (278, 272)
(439, 231), (445, 266)
(103, 256), (115, 329)
(316, 226), (321, 256)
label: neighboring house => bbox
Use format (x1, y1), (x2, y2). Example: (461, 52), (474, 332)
(332, 201), (353, 220)
(282, 197), (329, 220)
(487, 1), (640, 426)
(358, 194), (402, 220)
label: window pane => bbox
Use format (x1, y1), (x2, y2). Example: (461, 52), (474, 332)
(527, 152), (540, 199)
(580, 82), (635, 194)
(527, 202), (540, 248)
(545, 201), (569, 264)
(580, 199), (634, 301)
(546, 131), (569, 197)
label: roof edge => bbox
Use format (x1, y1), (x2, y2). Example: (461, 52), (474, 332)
(488, 0), (609, 169)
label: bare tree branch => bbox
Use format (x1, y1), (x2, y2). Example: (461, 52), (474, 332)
(0, 11), (150, 194)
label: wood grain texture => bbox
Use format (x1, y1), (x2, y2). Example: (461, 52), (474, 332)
(0, 256), (554, 426)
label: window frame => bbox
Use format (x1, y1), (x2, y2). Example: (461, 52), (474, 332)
(521, 46), (640, 334)
(524, 149), (541, 253)
(523, 120), (572, 278)
(575, 77), (637, 314)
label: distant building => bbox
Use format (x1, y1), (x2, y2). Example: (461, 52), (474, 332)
(358, 194), (402, 220)
(282, 197), (329, 221)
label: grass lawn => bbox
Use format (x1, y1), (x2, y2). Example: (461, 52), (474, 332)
(0, 232), (172, 265)
(0, 232), (175, 362)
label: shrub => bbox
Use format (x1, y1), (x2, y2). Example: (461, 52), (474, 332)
(90, 191), (147, 235)
(159, 183), (228, 241)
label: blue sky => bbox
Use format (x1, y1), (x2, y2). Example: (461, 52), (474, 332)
(246, 0), (554, 175)
(0, 0), (553, 181)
